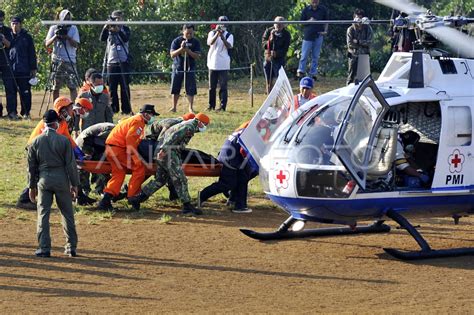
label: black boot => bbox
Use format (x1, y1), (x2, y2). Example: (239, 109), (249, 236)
(98, 193), (114, 210)
(168, 185), (179, 201)
(128, 192), (149, 211)
(77, 189), (96, 206)
(182, 202), (203, 215)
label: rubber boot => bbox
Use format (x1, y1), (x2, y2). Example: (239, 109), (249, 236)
(98, 192), (114, 210)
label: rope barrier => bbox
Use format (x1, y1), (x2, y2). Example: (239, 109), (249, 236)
(103, 66), (251, 76)
(41, 20), (392, 26)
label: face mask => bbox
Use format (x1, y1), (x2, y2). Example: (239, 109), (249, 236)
(80, 112), (90, 119)
(259, 128), (267, 137)
(61, 111), (71, 122)
(198, 124), (207, 133)
(147, 115), (156, 125)
(92, 85), (104, 94)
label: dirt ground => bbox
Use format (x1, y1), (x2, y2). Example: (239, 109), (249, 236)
(1, 86), (473, 313)
(1, 203), (473, 313)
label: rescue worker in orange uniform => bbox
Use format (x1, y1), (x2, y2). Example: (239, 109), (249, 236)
(98, 104), (159, 210)
(17, 96), (90, 209)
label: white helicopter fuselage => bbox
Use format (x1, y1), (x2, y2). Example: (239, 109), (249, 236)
(241, 52), (474, 225)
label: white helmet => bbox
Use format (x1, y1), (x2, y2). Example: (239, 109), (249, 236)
(262, 107), (278, 121)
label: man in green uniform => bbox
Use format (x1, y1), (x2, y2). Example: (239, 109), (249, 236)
(28, 110), (80, 257)
(129, 113), (210, 214)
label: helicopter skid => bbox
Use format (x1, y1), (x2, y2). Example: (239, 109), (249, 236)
(384, 209), (474, 260)
(383, 247), (474, 260)
(240, 220), (391, 241)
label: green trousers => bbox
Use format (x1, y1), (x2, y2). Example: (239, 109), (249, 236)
(37, 172), (78, 251)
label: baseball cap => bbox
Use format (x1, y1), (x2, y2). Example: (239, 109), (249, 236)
(11, 16), (22, 23)
(218, 16), (229, 22)
(139, 104), (159, 116)
(43, 109), (59, 124)
(300, 77), (314, 89)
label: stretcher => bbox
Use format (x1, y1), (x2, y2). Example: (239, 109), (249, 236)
(77, 145), (222, 177)
(78, 160), (222, 177)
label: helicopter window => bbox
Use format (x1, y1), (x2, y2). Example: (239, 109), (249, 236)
(438, 59), (457, 74)
(447, 106), (472, 146)
(296, 169), (351, 198)
(379, 55), (411, 80)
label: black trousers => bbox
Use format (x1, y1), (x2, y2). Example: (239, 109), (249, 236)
(200, 165), (250, 209)
(208, 70), (228, 110)
(107, 62), (131, 114)
(4, 71), (31, 115)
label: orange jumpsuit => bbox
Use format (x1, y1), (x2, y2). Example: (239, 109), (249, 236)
(103, 114), (146, 198)
(28, 120), (77, 148)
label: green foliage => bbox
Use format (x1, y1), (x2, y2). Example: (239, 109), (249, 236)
(1, 0), (472, 82)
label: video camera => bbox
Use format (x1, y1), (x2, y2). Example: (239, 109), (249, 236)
(55, 24), (70, 37)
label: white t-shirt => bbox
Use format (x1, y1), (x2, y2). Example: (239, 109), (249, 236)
(45, 25), (80, 63)
(207, 30), (234, 70)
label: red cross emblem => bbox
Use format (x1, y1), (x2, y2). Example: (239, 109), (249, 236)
(448, 149), (465, 173)
(275, 169), (290, 189)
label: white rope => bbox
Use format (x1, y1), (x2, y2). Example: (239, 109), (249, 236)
(41, 20), (391, 26)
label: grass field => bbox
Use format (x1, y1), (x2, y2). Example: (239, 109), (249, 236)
(1, 77), (474, 313)
(0, 76), (345, 219)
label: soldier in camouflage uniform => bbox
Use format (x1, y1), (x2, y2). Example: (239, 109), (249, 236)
(28, 110), (80, 257)
(144, 113), (195, 201)
(130, 113), (210, 215)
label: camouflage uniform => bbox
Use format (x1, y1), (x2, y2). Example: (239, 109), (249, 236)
(142, 119), (198, 203)
(28, 128), (80, 253)
(76, 123), (114, 194)
(146, 117), (183, 142)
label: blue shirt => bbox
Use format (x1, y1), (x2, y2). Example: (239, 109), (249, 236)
(301, 4), (329, 41)
(170, 36), (201, 71)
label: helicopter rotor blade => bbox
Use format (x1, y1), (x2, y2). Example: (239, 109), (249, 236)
(426, 26), (474, 58)
(374, 0), (426, 15)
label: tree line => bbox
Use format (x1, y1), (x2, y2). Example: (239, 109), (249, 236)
(2, 0), (472, 87)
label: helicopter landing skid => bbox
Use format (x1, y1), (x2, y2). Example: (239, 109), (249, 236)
(383, 209), (474, 260)
(240, 217), (391, 241)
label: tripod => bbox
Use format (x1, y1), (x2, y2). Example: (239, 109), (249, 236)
(39, 60), (59, 116)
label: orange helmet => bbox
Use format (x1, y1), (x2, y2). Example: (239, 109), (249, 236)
(74, 97), (93, 111)
(195, 113), (210, 125)
(182, 112), (195, 121)
(53, 96), (73, 113)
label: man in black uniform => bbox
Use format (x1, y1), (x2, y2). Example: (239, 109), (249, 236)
(0, 10), (13, 117)
(28, 110), (80, 257)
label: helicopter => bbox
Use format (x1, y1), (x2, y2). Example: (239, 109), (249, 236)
(238, 0), (474, 260)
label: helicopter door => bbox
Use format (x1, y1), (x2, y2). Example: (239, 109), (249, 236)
(334, 76), (390, 190)
(239, 68), (294, 167)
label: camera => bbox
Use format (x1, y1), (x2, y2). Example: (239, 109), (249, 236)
(184, 40), (193, 48)
(216, 25), (224, 32)
(55, 24), (70, 37)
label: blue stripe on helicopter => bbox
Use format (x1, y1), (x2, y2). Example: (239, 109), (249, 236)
(266, 192), (474, 222)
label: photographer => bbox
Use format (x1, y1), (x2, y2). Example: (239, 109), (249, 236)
(0, 10), (13, 118)
(45, 9), (80, 103)
(346, 9), (373, 85)
(169, 24), (201, 113)
(207, 16), (233, 112)
(100, 10), (132, 115)
(262, 16), (291, 94)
